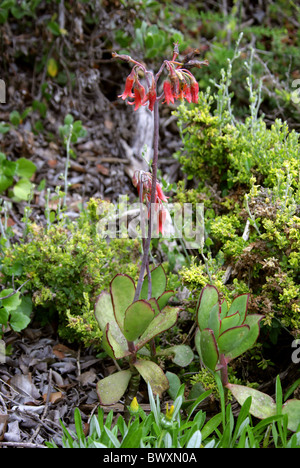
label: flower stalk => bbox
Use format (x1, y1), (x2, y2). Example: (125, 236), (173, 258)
(113, 44), (208, 302)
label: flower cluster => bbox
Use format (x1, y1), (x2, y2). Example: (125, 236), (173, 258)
(118, 68), (156, 112)
(115, 45), (208, 112)
(162, 61), (202, 105)
(132, 170), (168, 235)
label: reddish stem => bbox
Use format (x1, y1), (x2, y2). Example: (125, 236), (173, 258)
(134, 99), (159, 302)
(219, 353), (229, 387)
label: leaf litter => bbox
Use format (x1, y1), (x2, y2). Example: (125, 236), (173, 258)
(0, 324), (110, 447)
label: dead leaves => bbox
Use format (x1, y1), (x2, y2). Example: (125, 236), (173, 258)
(0, 327), (105, 447)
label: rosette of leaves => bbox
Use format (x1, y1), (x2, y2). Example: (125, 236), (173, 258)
(94, 265), (192, 405)
(195, 285), (263, 378)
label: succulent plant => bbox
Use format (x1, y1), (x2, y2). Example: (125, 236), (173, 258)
(195, 284), (263, 383)
(94, 265), (193, 406)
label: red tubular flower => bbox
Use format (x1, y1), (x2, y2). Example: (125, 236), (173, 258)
(128, 80), (146, 111)
(133, 171), (168, 204)
(190, 80), (199, 103)
(118, 69), (135, 100)
(142, 78), (157, 111)
(183, 83), (192, 103)
(163, 80), (175, 104)
(155, 181), (168, 203)
(158, 205), (167, 235)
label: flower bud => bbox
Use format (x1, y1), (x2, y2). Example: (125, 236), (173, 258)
(129, 396), (139, 414)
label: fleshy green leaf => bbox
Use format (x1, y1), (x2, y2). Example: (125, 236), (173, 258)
(219, 311), (241, 335)
(197, 285), (219, 331)
(148, 297), (161, 317)
(159, 344), (194, 367)
(105, 323), (130, 359)
(218, 324), (250, 356)
(207, 302), (221, 339)
(134, 359), (169, 397)
(96, 370), (132, 405)
(194, 328), (201, 360)
(140, 265), (167, 300)
(225, 314), (263, 361)
(136, 305), (179, 350)
(110, 274), (136, 331)
(94, 291), (128, 358)
(157, 291), (174, 310)
(123, 300), (155, 341)
(200, 328), (219, 371)
(220, 299), (228, 320)
(166, 371), (181, 400)
(227, 294), (250, 324)
(94, 291), (114, 332)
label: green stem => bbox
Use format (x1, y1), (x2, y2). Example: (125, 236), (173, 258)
(63, 125), (72, 208)
(157, 429), (167, 448)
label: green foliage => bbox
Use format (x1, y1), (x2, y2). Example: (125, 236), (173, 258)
(227, 375), (300, 434)
(0, 0), (41, 24)
(175, 55), (300, 336)
(0, 289), (32, 336)
(47, 379), (300, 448)
(0, 200), (140, 346)
(59, 114), (87, 146)
(47, 383), (215, 449)
(94, 266), (193, 405)
(115, 1), (189, 60)
(0, 152), (36, 201)
(174, 92), (300, 194)
(195, 285), (263, 374)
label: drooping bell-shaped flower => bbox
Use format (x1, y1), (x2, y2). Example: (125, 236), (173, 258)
(142, 76), (157, 111)
(163, 80), (175, 105)
(128, 80), (146, 111)
(190, 80), (199, 104)
(118, 68), (136, 100)
(182, 83), (192, 103)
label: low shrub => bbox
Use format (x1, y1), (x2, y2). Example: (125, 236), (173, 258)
(174, 54), (300, 338)
(0, 199), (140, 346)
